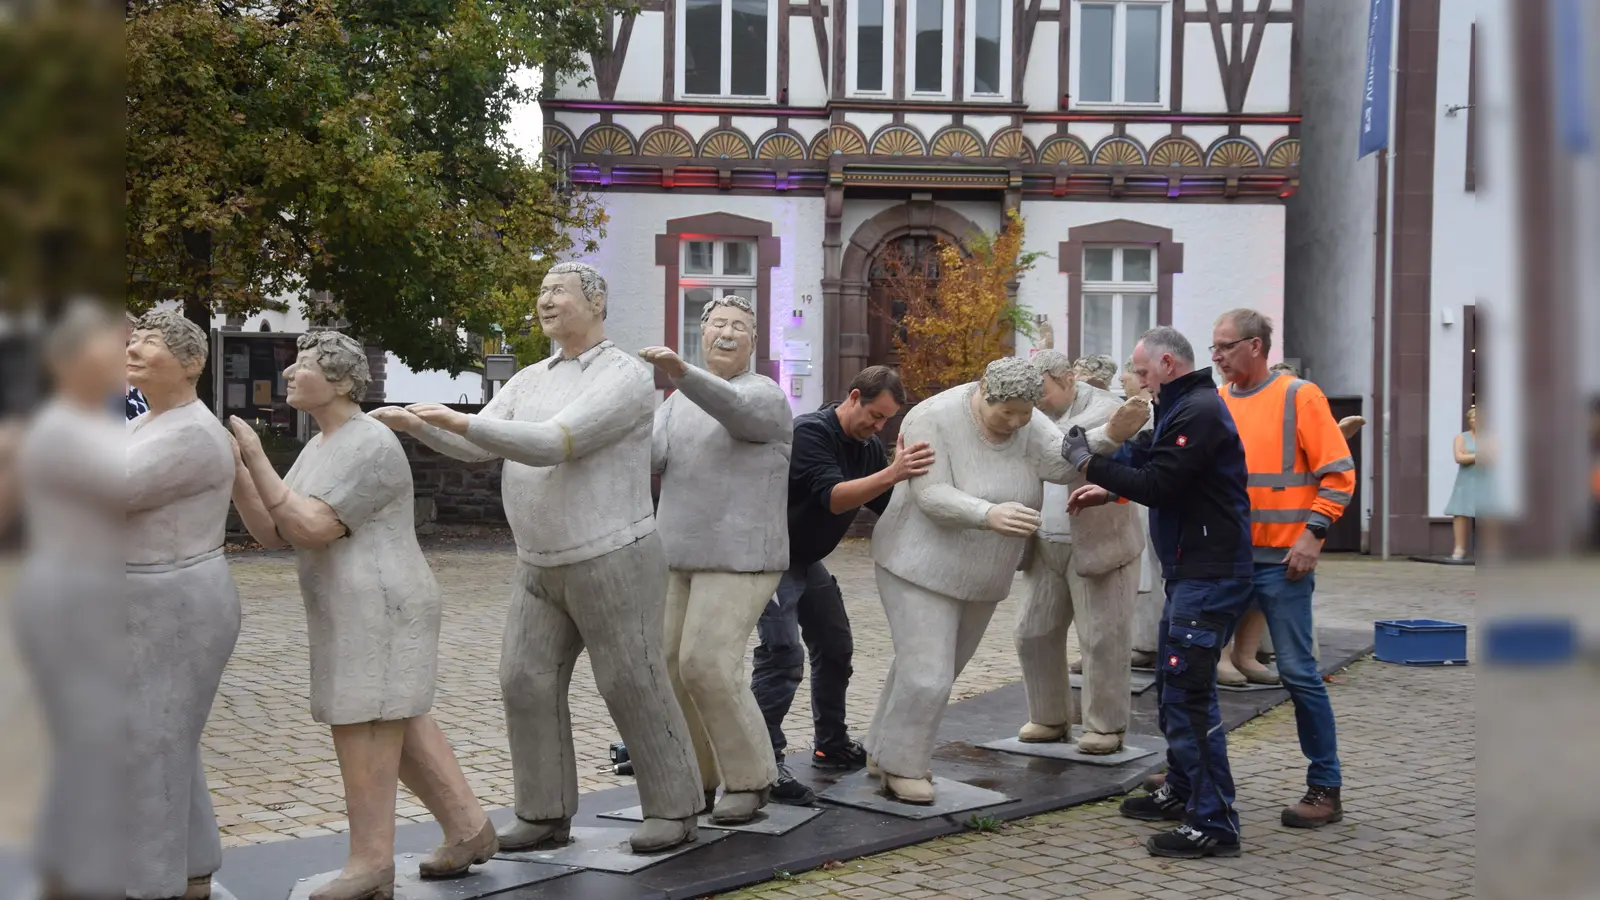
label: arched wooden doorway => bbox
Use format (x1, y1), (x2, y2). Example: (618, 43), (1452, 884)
(866, 235), (942, 370)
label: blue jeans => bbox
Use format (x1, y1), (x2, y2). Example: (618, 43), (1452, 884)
(749, 562), (854, 757)
(1159, 577), (1253, 842)
(1252, 563), (1342, 788)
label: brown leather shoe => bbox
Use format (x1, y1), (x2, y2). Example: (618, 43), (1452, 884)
(1282, 785), (1343, 828)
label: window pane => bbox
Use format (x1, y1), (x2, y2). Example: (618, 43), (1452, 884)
(1084, 247), (1114, 282)
(685, 0), (723, 94)
(685, 241), (715, 274)
(722, 241), (753, 276)
(915, 0), (943, 93)
(683, 288), (714, 368)
(858, 0), (885, 91)
(973, 0), (1002, 94)
(1121, 247), (1153, 282)
(1124, 4), (1162, 103)
(730, 0), (768, 95)
(1078, 4), (1114, 102)
(1082, 293), (1115, 357)
(1119, 294), (1153, 365)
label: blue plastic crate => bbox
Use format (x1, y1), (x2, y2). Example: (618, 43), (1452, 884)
(1483, 618), (1577, 665)
(1373, 618), (1469, 667)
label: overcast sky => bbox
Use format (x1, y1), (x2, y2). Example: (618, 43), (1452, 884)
(505, 67), (544, 161)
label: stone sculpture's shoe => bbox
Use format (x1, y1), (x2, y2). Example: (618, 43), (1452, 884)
(629, 816), (698, 853)
(865, 754), (882, 777)
(184, 875), (213, 900)
(1130, 650), (1157, 668)
(1216, 657), (1248, 687)
(308, 865), (396, 900)
(711, 788), (768, 824)
(497, 816), (572, 852)
(1076, 731), (1124, 755)
(1017, 721), (1068, 743)
(1238, 664), (1280, 686)
(1069, 657), (1083, 675)
(884, 774), (935, 805)
(419, 819), (499, 879)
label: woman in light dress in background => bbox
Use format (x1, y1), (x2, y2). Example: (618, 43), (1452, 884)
(230, 331), (494, 900)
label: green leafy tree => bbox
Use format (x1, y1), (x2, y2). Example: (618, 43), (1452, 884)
(126, 0), (614, 374)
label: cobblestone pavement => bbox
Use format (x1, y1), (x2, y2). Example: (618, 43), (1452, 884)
(0, 536), (1479, 898)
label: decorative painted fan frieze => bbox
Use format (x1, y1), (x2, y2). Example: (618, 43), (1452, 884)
(579, 124), (634, 156)
(1038, 136), (1090, 166)
(1091, 137), (1146, 167)
(931, 127), (985, 158)
(757, 133), (808, 160)
(1266, 138), (1301, 168)
(870, 126), (927, 157)
(699, 130), (753, 159)
(1207, 137), (1264, 168)
(988, 128), (1035, 162)
(640, 128), (695, 158)
(1150, 138), (1204, 168)
(828, 124), (868, 156)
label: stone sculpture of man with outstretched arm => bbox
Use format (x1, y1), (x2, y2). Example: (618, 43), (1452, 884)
(638, 295), (791, 825)
(372, 262), (704, 854)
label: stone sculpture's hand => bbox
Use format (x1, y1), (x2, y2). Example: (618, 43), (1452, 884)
(407, 403), (470, 436)
(638, 346), (689, 379)
(227, 416), (265, 461)
(985, 501), (1041, 538)
(225, 431), (245, 468)
(1066, 484), (1111, 514)
(1060, 426), (1094, 471)
(1105, 396), (1151, 444)
(1337, 415), (1366, 440)
(889, 433), (935, 481)
(370, 406), (424, 434)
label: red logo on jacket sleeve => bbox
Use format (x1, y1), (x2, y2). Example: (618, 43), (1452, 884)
(1175, 435), (1188, 447)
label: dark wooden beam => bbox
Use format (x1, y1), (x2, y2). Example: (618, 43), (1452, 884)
(1236, 0), (1273, 111)
(1204, 1), (1232, 111)
(779, 0), (790, 99)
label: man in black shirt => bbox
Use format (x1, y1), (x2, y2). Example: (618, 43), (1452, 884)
(752, 366), (934, 804)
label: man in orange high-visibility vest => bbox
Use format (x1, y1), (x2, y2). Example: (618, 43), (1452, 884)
(1212, 309), (1352, 831)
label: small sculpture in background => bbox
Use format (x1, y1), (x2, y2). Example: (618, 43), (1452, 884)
(1443, 405), (1482, 560)
(1034, 314), (1055, 351)
(1073, 354), (1118, 390)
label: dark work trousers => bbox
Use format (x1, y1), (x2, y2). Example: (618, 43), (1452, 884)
(1157, 576), (1254, 842)
(750, 560), (855, 757)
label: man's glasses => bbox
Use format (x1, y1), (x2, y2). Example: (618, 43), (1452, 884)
(1208, 337), (1255, 354)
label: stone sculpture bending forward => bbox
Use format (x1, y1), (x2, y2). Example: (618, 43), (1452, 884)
(125, 309), (243, 900)
(231, 331), (496, 899)
(864, 357), (1079, 805)
(374, 262), (704, 854)
(640, 294), (791, 825)
(1015, 352), (1150, 755)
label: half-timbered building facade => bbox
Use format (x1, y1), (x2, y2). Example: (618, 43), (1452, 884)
(543, 0), (1303, 410)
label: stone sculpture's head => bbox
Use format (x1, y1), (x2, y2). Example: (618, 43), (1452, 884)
(1129, 326), (1196, 395)
(1211, 308), (1273, 386)
(1029, 350), (1078, 420)
(126, 308), (208, 393)
(45, 300), (124, 401)
(1118, 357), (1142, 397)
(699, 294), (757, 380)
(286, 331), (370, 411)
(977, 357), (1043, 438)
(539, 262), (608, 348)
(1270, 361), (1299, 378)
(1072, 354), (1116, 390)
(838, 365), (907, 440)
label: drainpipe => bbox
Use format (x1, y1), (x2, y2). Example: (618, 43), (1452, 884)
(1379, 0), (1401, 561)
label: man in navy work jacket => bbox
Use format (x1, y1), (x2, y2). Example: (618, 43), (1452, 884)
(751, 365), (934, 804)
(1062, 325), (1255, 860)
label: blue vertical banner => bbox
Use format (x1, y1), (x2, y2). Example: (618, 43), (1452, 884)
(1359, 0), (1394, 159)
(1552, 0), (1592, 154)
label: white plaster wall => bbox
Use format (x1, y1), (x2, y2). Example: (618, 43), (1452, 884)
(676, 115), (721, 142)
(790, 28), (830, 107)
(1023, 122), (1059, 147)
(1023, 28), (1058, 112)
(552, 61), (601, 102)
(851, 112), (895, 141)
(1283, 0), (1377, 530)
(904, 114), (951, 141)
(966, 115), (1014, 144)
(1426, 8), (1476, 516)
(791, 118), (828, 144)
(1183, 22), (1229, 113)
(1240, 22), (1293, 113)
(614, 113), (661, 138)
(569, 193), (829, 414)
(554, 112), (602, 142)
(615, 13), (665, 102)
(1014, 200), (1286, 368)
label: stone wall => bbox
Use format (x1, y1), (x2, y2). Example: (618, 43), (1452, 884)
(359, 402), (504, 530)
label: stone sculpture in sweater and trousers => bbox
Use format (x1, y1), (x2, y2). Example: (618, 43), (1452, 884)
(865, 357), (1081, 805)
(640, 295), (791, 825)
(1015, 351), (1152, 755)
(374, 262), (703, 854)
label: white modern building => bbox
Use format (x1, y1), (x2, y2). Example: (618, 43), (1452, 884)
(542, 0), (1303, 414)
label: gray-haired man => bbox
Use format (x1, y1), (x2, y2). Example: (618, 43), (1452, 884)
(1014, 351), (1150, 754)
(373, 262), (704, 854)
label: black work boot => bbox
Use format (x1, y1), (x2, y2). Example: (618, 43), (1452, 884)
(1282, 785), (1343, 828)
(1147, 824), (1242, 859)
(1119, 782), (1186, 822)
(768, 761), (815, 805)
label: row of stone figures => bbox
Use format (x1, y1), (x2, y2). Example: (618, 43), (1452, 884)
(51, 261), (1176, 900)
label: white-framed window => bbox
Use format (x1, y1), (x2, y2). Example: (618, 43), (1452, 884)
(680, 0), (777, 100)
(907, 0), (956, 99)
(847, 0), (892, 95)
(1080, 246), (1158, 382)
(965, 0), (1012, 98)
(680, 239), (758, 371)
(1069, 0), (1170, 108)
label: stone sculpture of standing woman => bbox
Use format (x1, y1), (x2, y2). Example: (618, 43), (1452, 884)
(230, 331), (495, 900)
(1443, 405), (1481, 560)
(125, 308), (242, 900)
